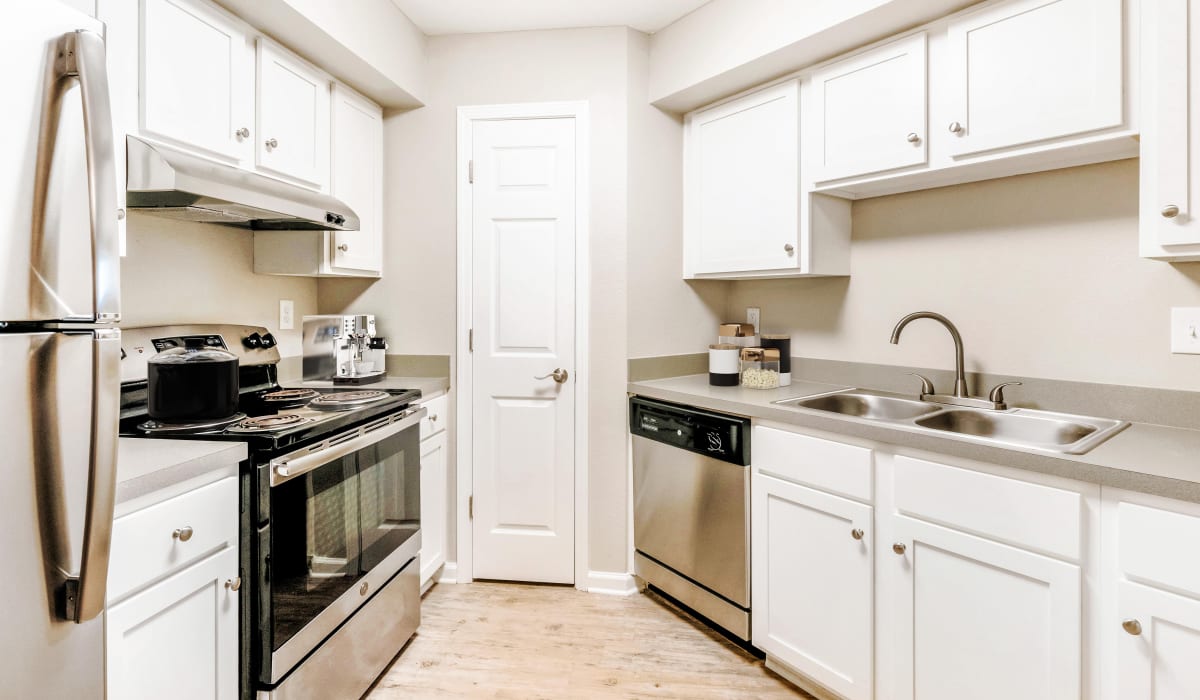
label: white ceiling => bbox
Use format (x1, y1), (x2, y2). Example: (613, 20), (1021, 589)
(391, 0), (712, 36)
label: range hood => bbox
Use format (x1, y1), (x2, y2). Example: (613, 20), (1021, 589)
(125, 135), (359, 231)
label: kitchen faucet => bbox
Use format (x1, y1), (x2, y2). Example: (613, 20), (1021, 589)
(889, 311), (1020, 410)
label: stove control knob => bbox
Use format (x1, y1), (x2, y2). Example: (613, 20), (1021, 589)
(260, 333), (277, 349)
(243, 332), (263, 349)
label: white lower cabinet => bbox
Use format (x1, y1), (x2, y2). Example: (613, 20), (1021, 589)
(752, 472), (873, 700)
(419, 394), (449, 590)
(1116, 581), (1200, 700)
(890, 514), (1082, 700)
(106, 546), (239, 700)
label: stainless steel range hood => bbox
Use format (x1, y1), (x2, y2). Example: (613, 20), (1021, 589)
(125, 135), (359, 231)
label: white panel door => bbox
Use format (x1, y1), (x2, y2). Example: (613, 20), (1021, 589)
(420, 431), (447, 588)
(751, 473), (873, 700)
(890, 515), (1082, 700)
(811, 32), (927, 183)
(256, 39), (330, 188)
(1117, 580), (1200, 700)
(329, 84), (383, 273)
(106, 548), (238, 700)
(945, 0), (1124, 158)
(687, 80), (801, 275)
(140, 0), (252, 163)
(471, 117), (576, 583)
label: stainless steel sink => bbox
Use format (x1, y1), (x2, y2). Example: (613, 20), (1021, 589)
(915, 409), (1127, 454)
(779, 391), (941, 421)
(773, 388), (1129, 455)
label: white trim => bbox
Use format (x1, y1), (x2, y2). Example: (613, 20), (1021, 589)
(455, 101), (591, 589)
(436, 562), (458, 585)
(586, 570), (638, 596)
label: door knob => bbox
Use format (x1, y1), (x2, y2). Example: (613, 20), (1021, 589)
(535, 368), (570, 384)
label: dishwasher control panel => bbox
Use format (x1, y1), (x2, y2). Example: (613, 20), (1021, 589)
(629, 396), (749, 465)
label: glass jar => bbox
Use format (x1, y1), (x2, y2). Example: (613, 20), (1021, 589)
(739, 347), (780, 390)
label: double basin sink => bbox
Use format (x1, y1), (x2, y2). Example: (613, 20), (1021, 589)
(774, 389), (1129, 455)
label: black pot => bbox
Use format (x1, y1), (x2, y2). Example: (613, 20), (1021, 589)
(147, 346), (239, 421)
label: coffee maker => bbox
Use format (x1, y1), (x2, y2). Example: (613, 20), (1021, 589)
(302, 314), (388, 384)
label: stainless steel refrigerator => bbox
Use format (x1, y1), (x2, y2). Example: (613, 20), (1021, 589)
(2, 3), (121, 697)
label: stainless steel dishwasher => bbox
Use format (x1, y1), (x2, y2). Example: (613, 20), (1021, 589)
(630, 396), (751, 640)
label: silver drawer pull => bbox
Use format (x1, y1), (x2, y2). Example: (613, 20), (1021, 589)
(265, 137), (278, 149)
(851, 528), (864, 541)
(1122, 619), (1142, 636)
(172, 526), (194, 542)
(892, 542), (906, 555)
(225, 577), (242, 592)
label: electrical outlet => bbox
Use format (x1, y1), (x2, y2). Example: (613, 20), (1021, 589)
(279, 299), (294, 330)
(1171, 307), (1200, 354)
(746, 306), (761, 333)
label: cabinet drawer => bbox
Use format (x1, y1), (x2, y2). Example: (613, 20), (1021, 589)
(420, 394), (448, 440)
(108, 476), (239, 603)
(753, 426), (873, 501)
(1119, 501), (1200, 598)
(894, 456), (1082, 561)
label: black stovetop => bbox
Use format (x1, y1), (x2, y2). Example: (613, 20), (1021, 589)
(119, 366), (421, 455)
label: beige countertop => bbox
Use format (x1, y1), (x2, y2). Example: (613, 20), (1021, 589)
(629, 374), (1200, 503)
(116, 438), (246, 516)
(292, 375), (449, 400)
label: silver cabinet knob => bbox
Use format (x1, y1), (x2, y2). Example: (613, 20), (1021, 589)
(265, 137), (278, 149)
(1162, 205), (1181, 218)
(116, 208), (126, 221)
(430, 414), (438, 422)
(949, 121), (964, 134)
(892, 542), (907, 555)
(851, 528), (864, 541)
(784, 243), (795, 255)
(359, 582), (370, 596)
(906, 132), (921, 143)
(535, 368), (570, 384)
(1122, 619), (1142, 636)
(236, 127), (250, 139)
(338, 244), (349, 252)
(225, 577), (242, 592)
(172, 526), (194, 542)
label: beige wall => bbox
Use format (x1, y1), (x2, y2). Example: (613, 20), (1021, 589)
(320, 27), (653, 574)
(728, 159), (1200, 392)
(121, 213), (319, 358)
(625, 31), (729, 359)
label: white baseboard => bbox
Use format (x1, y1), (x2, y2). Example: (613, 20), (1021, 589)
(437, 562), (459, 584)
(586, 570), (637, 596)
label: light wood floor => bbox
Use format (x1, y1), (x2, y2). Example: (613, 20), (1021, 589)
(367, 581), (812, 699)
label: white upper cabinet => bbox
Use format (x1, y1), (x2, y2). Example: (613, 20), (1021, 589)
(1140, 0), (1200, 260)
(140, 0), (252, 164)
(683, 79), (850, 279)
(944, 0), (1124, 158)
(811, 32), (928, 183)
(329, 84), (383, 273)
(256, 39), (331, 189)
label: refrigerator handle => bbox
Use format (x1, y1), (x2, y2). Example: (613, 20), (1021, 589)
(65, 329), (121, 623)
(36, 31), (121, 323)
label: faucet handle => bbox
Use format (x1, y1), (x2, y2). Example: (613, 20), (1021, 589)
(988, 381), (1022, 407)
(906, 372), (936, 396)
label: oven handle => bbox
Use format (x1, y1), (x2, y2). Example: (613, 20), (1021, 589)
(270, 407), (426, 486)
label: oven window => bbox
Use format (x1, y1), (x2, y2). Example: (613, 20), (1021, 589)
(267, 424), (421, 653)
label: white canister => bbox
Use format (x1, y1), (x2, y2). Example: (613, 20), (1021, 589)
(708, 344), (740, 386)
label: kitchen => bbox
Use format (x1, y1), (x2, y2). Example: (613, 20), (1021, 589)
(7, 0), (1200, 698)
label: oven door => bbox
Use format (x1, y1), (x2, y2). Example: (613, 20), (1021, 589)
(257, 407), (424, 685)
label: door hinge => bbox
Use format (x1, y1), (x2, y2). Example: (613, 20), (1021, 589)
(468, 495), (473, 519)
(468, 159), (474, 184)
(468, 328), (473, 353)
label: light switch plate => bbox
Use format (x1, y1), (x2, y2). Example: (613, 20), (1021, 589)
(1171, 307), (1200, 354)
(746, 307), (761, 333)
(279, 299), (295, 330)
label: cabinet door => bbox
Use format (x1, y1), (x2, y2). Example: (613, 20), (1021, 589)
(329, 84), (383, 274)
(420, 431), (447, 588)
(107, 548), (239, 700)
(1140, 0), (1200, 256)
(1117, 580), (1200, 700)
(140, 0), (252, 163)
(686, 80), (800, 275)
(256, 39), (330, 188)
(890, 515), (1081, 700)
(811, 33), (927, 183)
(945, 0), (1124, 158)
(752, 473), (873, 700)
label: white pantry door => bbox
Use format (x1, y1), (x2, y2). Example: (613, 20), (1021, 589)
(470, 117), (577, 583)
